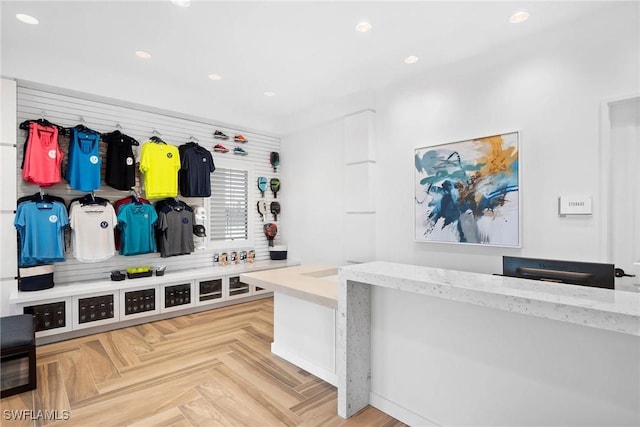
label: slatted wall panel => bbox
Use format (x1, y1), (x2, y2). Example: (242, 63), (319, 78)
(16, 84), (281, 285)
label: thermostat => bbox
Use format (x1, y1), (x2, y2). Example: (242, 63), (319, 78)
(558, 195), (592, 216)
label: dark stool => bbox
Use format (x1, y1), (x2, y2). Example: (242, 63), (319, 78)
(1, 314), (37, 398)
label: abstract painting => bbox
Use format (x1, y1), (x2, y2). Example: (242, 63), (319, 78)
(414, 131), (520, 247)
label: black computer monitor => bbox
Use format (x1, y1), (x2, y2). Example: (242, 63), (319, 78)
(502, 256), (614, 289)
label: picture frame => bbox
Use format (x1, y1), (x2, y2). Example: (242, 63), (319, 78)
(414, 131), (520, 247)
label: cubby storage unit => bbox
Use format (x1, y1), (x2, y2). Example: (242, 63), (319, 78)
(120, 285), (159, 320)
(161, 282), (195, 312)
(73, 291), (119, 330)
(196, 278), (225, 306)
(8, 260), (297, 343)
(228, 275), (251, 299)
(17, 298), (73, 338)
(253, 285), (269, 295)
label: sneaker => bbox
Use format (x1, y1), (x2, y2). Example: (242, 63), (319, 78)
(214, 130), (229, 140)
(213, 144), (229, 153)
(234, 134), (248, 143)
(233, 147), (248, 156)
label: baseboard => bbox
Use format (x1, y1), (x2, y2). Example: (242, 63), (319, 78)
(271, 342), (338, 387)
(369, 391), (441, 427)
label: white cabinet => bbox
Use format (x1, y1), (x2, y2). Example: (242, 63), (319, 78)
(8, 262), (298, 342)
(195, 277), (226, 307)
(227, 275), (252, 300)
(119, 284), (159, 320)
(72, 291), (119, 330)
(160, 281), (195, 313)
(16, 297), (73, 338)
(252, 284), (271, 295)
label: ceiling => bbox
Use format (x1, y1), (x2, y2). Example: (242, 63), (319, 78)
(0, 1), (620, 129)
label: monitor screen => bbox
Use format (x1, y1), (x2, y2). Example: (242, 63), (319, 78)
(502, 256), (614, 289)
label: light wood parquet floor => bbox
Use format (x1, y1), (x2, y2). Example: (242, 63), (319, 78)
(1, 298), (406, 427)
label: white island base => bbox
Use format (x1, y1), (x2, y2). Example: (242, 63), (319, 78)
(272, 293), (337, 386)
(241, 265), (339, 387)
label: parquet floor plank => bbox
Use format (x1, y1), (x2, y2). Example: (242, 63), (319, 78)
(56, 349), (99, 404)
(1, 298), (405, 427)
(294, 377), (335, 399)
(128, 407), (192, 427)
(230, 340), (308, 387)
(32, 362), (70, 426)
(78, 340), (121, 384)
(0, 391), (35, 427)
(179, 396), (236, 427)
(133, 322), (168, 345)
(217, 351), (307, 408)
(210, 361), (304, 426)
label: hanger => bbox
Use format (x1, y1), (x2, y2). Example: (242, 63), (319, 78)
(71, 117), (99, 136)
(74, 192), (108, 207)
(17, 191), (65, 206)
(130, 188), (141, 204)
(188, 135), (199, 144)
(103, 128), (139, 146)
(150, 130), (166, 144)
(19, 111), (61, 131)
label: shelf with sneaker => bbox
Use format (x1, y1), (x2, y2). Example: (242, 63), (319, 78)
(233, 147), (248, 156)
(213, 144), (229, 153)
(234, 134), (248, 143)
(213, 130), (229, 140)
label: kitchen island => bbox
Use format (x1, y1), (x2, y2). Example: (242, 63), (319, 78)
(338, 261), (640, 426)
(243, 262), (640, 426)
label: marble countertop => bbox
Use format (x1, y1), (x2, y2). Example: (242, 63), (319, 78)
(240, 264), (338, 309)
(339, 261), (640, 336)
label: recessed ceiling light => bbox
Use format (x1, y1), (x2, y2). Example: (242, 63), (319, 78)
(171, 0), (191, 7)
(355, 22), (372, 33)
(135, 50), (152, 60)
(208, 74), (222, 81)
(16, 13), (39, 25)
(404, 55), (419, 64)
(509, 11), (530, 24)
(263, 91), (275, 97)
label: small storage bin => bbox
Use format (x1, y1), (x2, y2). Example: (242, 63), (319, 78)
(269, 245), (288, 260)
(127, 271), (153, 279)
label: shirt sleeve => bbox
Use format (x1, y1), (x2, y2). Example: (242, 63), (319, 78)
(139, 142), (150, 173)
(14, 204), (26, 230)
(111, 204), (118, 227)
(150, 206), (158, 226)
(157, 211), (168, 232)
(208, 151), (215, 173)
(69, 204), (77, 229)
(57, 203), (70, 228)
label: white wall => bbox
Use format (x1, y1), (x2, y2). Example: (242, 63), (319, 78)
(374, 3), (639, 274)
(283, 4), (640, 272)
(280, 119), (346, 265)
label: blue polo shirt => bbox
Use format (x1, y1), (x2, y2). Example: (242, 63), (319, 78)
(117, 202), (158, 255)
